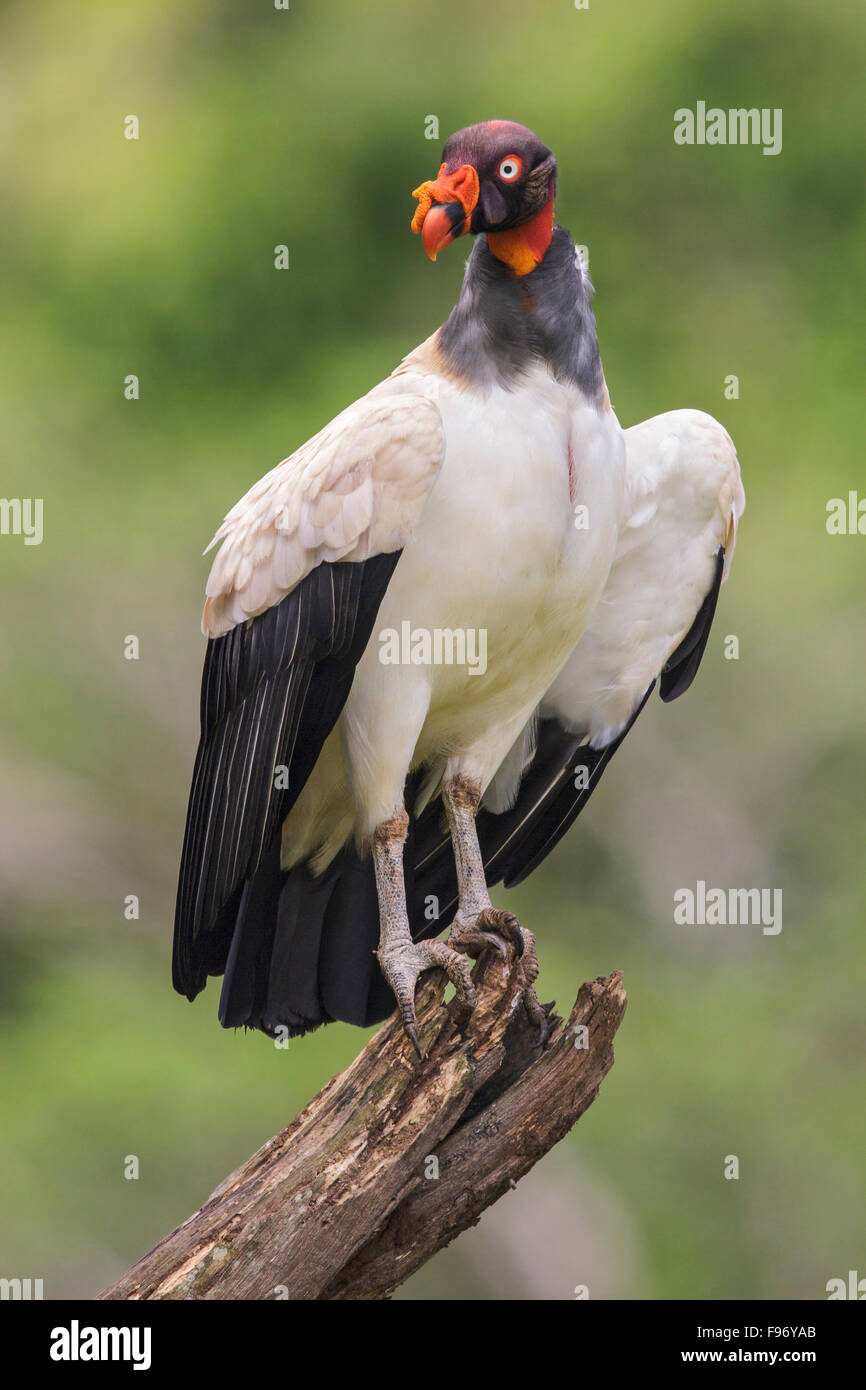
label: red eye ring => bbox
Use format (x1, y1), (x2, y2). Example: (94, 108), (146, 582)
(497, 154), (523, 182)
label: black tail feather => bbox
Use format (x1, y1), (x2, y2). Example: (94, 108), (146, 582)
(317, 852), (382, 1026)
(218, 834), (283, 1028)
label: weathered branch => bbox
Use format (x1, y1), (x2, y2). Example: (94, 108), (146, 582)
(98, 954), (626, 1301)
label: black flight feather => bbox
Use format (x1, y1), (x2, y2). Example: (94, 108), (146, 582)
(172, 552), (400, 1004)
(660, 547), (724, 702)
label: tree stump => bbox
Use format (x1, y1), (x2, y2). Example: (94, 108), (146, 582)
(98, 952), (626, 1301)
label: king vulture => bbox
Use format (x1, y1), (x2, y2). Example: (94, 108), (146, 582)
(172, 120), (745, 1053)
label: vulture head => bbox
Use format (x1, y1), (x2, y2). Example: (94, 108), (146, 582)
(411, 120), (558, 274)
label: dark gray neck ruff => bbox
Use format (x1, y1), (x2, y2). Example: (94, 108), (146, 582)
(437, 226), (604, 402)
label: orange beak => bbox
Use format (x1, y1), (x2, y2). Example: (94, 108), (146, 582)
(411, 163), (480, 260)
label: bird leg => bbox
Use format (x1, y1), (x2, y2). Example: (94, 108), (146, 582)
(441, 775), (523, 956)
(372, 806), (476, 1056)
(442, 774), (549, 1035)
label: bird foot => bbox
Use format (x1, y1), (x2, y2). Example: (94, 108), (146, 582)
(376, 937), (477, 1058)
(512, 923), (550, 1041)
(448, 907), (525, 961)
(450, 910), (549, 1045)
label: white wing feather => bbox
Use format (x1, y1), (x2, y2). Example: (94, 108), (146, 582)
(202, 382), (444, 637)
(542, 408), (745, 747)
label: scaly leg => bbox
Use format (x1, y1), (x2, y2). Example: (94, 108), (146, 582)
(442, 774), (549, 1036)
(372, 806), (476, 1056)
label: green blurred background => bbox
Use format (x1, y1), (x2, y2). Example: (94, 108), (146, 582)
(1, 0), (864, 1300)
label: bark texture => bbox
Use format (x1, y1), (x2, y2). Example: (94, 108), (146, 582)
(98, 953), (627, 1301)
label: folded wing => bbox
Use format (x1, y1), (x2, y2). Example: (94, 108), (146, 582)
(410, 408), (745, 917)
(173, 388), (444, 1001)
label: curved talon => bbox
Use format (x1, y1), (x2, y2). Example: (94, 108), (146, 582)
(522, 982), (550, 1043)
(517, 923), (538, 978)
(377, 937), (477, 1053)
(480, 908), (525, 958)
(450, 907), (525, 960)
(405, 1020), (422, 1059)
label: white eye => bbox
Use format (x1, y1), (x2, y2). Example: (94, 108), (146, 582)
(497, 155), (523, 182)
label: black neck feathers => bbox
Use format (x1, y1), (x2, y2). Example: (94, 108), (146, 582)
(437, 227), (604, 401)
